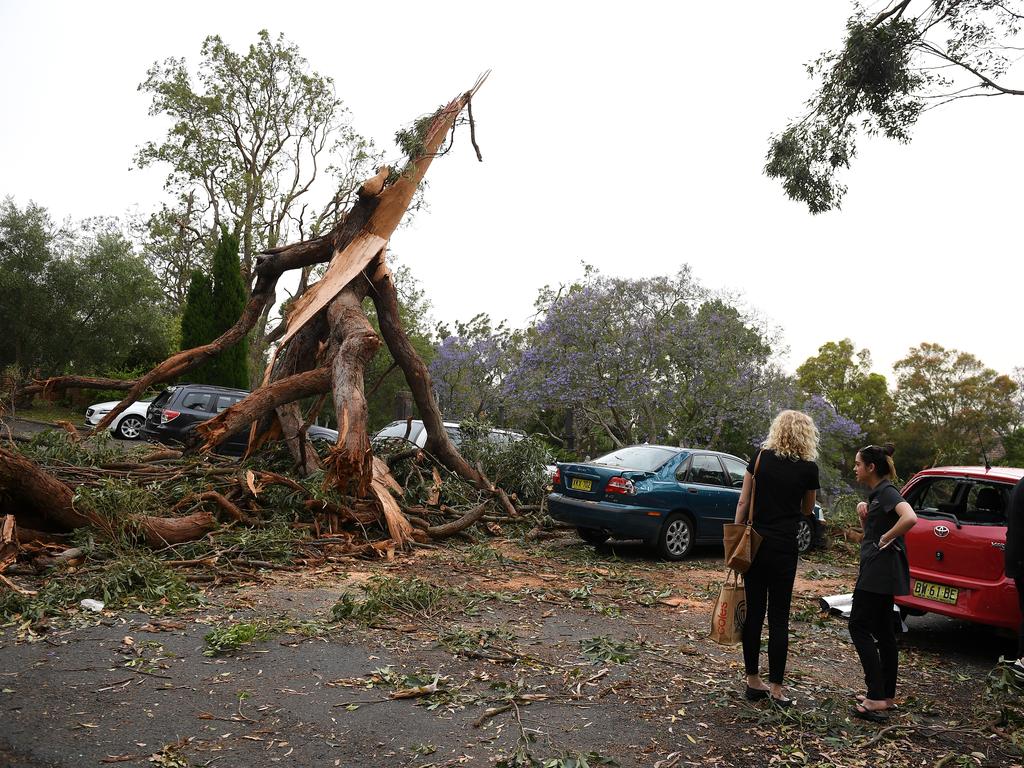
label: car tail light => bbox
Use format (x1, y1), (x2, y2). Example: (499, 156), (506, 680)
(606, 476), (635, 495)
(161, 410), (180, 424)
(552, 467), (561, 486)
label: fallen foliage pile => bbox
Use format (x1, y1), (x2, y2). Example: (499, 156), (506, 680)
(0, 424), (553, 622)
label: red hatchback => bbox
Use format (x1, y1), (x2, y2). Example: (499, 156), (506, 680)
(895, 465), (1023, 631)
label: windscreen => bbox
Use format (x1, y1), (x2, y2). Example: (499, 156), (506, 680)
(591, 446), (677, 471)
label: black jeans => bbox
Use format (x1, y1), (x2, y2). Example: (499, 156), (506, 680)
(849, 588), (898, 700)
(742, 543), (798, 684)
(1015, 576), (1024, 659)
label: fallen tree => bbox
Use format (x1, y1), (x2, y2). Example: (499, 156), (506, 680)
(1, 75), (528, 559)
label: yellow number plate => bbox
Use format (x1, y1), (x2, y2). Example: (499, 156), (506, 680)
(569, 478), (592, 491)
(912, 580), (959, 605)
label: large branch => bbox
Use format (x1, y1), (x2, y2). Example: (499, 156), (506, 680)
(196, 367), (332, 451)
(369, 261), (518, 518)
(0, 446), (216, 546)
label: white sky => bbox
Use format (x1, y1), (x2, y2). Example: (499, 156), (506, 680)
(1, 0), (1021, 382)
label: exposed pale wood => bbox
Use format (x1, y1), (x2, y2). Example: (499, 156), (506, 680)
(278, 231), (387, 349)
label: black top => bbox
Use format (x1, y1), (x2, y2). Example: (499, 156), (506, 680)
(856, 479), (911, 595)
(1005, 477), (1024, 579)
(746, 449), (820, 553)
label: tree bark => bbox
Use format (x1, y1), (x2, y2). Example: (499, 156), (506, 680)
(325, 284), (382, 497)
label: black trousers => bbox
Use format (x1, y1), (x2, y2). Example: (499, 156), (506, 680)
(1015, 576), (1024, 659)
(742, 543), (798, 684)
(849, 588), (898, 700)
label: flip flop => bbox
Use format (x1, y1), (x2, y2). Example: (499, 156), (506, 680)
(851, 704), (889, 723)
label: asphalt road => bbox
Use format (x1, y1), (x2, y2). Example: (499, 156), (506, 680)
(1, 417), (141, 449)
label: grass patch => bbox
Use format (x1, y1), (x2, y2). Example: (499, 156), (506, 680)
(9, 402), (82, 425)
(204, 619), (278, 656)
(331, 575), (472, 624)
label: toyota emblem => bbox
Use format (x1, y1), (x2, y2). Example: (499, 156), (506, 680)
(934, 525), (950, 538)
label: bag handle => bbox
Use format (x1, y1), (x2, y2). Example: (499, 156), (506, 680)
(745, 450), (763, 525)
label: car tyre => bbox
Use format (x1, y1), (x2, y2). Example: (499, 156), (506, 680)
(797, 517), (814, 554)
(577, 527), (609, 546)
(657, 514), (694, 561)
(116, 415), (145, 440)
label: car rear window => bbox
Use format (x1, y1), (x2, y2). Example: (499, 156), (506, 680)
(150, 389), (174, 409)
(906, 476), (1011, 526)
(592, 446), (677, 471)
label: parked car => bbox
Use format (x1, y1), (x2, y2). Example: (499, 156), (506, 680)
(548, 445), (825, 560)
(85, 398), (153, 440)
(371, 419), (525, 449)
(144, 384), (250, 454)
(895, 465), (1024, 631)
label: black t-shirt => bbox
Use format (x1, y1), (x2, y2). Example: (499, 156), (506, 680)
(856, 479), (911, 595)
(746, 449), (820, 553)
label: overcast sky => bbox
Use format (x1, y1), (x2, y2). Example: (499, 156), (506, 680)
(1, 0), (1021, 382)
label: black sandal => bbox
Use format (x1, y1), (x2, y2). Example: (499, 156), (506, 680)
(770, 695), (794, 709)
(851, 704), (888, 723)
(745, 685), (769, 701)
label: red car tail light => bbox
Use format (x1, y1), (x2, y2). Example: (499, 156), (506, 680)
(606, 476), (636, 495)
(160, 410), (180, 424)
(552, 467), (561, 486)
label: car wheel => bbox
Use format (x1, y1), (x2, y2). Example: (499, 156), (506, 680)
(797, 518), (814, 554)
(116, 415), (145, 440)
(657, 514), (694, 561)
(577, 527), (609, 546)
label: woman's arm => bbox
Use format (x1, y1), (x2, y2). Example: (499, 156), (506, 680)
(802, 489), (817, 516)
(880, 501), (918, 547)
(734, 472), (753, 523)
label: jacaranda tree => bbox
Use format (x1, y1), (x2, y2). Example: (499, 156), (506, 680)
(505, 268), (786, 458)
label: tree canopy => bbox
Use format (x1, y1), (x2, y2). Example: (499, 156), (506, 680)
(768, 0), (1024, 212)
(0, 199), (173, 380)
(137, 30), (378, 304)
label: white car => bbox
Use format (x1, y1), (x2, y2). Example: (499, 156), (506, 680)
(371, 419), (557, 477)
(84, 399), (153, 440)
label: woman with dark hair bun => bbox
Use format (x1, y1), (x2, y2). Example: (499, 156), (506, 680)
(849, 443), (918, 722)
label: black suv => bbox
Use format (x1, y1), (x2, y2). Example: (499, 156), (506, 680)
(144, 384), (250, 454)
(145, 384), (340, 455)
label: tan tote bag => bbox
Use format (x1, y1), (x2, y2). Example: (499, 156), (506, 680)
(723, 451), (764, 574)
(709, 569), (746, 645)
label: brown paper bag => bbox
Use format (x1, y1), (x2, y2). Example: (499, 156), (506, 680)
(723, 522), (762, 574)
(722, 450), (763, 574)
(709, 570), (746, 645)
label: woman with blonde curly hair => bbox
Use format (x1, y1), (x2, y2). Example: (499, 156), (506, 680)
(734, 409), (820, 707)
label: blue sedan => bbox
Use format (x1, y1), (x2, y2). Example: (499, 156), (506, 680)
(548, 445), (823, 560)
